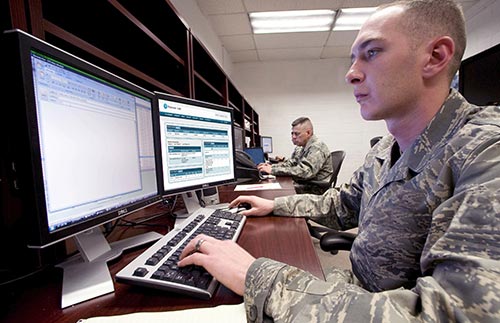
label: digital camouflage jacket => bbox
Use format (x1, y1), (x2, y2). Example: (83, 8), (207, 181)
(244, 90), (500, 322)
(272, 135), (332, 194)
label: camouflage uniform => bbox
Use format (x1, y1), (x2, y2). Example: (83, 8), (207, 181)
(244, 90), (500, 322)
(272, 135), (333, 194)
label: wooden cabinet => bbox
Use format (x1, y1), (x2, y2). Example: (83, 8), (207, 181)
(5, 0), (260, 146)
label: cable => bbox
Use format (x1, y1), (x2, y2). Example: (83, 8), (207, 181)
(196, 189), (206, 208)
(103, 198), (178, 237)
(0, 265), (49, 287)
(116, 213), (171, 229)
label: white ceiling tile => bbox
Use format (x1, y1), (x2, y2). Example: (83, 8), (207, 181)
(258, 47), (323, 61)
(230, 50), (259, 63)
(208, 14), (252, 36)
(255, 32), (329, 49)
(196, 0), (246, 15)
(192, 0), (482, 62)
(341, 0), (393, 8)
(326, 30), (359, 47)
(244, 0), (345, 12)
(221, 34), (255, 51)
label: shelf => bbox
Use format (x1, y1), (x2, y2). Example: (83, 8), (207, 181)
(6, 0), (259, 146)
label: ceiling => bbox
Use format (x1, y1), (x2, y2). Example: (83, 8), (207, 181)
(195, 0), (481, 63)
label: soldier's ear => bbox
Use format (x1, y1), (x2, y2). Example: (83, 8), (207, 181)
(422, 36), (454, 79)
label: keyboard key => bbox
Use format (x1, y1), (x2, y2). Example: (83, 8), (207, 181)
(116, 207), (246, 299)
(133, 267), (148, 277)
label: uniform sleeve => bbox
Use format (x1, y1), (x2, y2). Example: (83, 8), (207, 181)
(271, 143), (328, 180)
(243, 137), (500, 323)
(244, 249), (500, 322)
(276, 147), (301, 168)
(273, 165), (365, 230)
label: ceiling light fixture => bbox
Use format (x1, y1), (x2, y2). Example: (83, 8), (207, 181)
(249, 10), (336, 34)
(333, 7), (377, 31)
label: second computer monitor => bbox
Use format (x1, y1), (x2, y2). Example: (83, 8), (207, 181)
(154, 92), (236, 196)
(260, 136), (273, 154)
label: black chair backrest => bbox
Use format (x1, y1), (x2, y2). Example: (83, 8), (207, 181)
(306, 150), (347, 241)
(370, 136), (383, 147)
(330, 150), (346, 187)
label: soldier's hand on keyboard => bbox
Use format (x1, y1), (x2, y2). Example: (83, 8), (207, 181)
(257, 163), (272, 174)
(178, 234), (255, 296)
(228, 196), (274, 216)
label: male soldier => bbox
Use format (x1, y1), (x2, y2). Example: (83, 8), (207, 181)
(180, 1), (500, 321)
(258, 117), (333, 194)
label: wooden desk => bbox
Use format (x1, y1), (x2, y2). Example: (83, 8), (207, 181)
(3, 177), (324, 323)
(218, 176), (297, 200)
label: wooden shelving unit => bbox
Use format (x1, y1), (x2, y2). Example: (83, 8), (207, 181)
(4, 0), (260, 146)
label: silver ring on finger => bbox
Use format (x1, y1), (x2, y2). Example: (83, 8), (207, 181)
(195, 239), (205, 252)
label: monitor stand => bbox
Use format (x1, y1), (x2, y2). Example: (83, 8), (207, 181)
(174, 190), (204, 219)
(56, 228), (162, 308)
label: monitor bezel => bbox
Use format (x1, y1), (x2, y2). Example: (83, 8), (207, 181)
(458, 43), (500, 106)
(260, 135), (273, 154)
(4, 29), (163, 248)
(154, 91), (237, 197)
(233, 125), (246, 151)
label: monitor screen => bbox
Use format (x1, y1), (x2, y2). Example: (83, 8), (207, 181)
(155, 92), (236, 197)
(234, 126), (245, 151)
(4, 29), (162, 306)
(244, 147), (266, 164)
(459, 43), (500, 106)
(260, 136), (273, 154)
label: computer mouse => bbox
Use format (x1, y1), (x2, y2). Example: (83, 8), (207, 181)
(238, 202), (252, 210)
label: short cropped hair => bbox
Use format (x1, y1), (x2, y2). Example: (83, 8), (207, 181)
(291, 117), (313, 132)
(379, 0), (466, 80)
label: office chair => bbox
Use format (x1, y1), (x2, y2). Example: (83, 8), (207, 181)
(309, 219), (357, 255)
(306, 150), (354, 253)
(311, 139), (386, 254)
(317, 138), (383, 253)
(312, 137), (384, 254)
(318, 229), (357, 254)
(370, 136), (383, 147)
(297, 150), (346, 195)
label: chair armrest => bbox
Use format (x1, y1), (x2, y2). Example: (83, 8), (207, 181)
(307, 180), (330, 188)
(319, 231), (357, 252)
(296, 179), (330, 188)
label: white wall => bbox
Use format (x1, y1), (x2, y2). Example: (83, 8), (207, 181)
(169, 0), (500, 185)
(229, 0), (500, 185)
(232, 59), (387, 185)
(463, 0), (500, 59)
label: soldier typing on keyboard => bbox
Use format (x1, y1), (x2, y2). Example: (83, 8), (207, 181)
(178, 1), (500, 322)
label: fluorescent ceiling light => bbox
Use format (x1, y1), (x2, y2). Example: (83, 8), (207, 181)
(249, 10), (335, 34)
(333, 7), (377, 31)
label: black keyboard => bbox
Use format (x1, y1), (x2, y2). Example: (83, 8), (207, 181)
(116, 207), (246, 299)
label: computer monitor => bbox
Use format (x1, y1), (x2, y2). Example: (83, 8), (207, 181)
(154, 92), (236, 214)
(260, 136), (273, 154)
(244, 147), (266, 164)
(234, 125), (245, 151)
(459, 43), (500, 106)
(3, 29), (162, 307)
